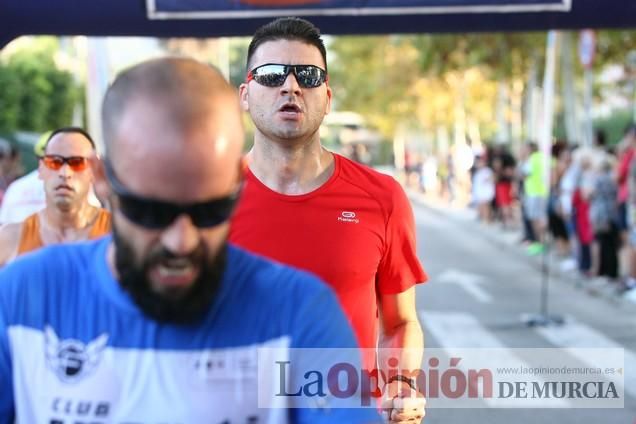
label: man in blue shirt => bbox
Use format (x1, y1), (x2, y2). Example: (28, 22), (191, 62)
(0, 57), (380, 423)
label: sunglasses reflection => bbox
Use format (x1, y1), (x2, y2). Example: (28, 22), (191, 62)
(247, 63), (328, 88)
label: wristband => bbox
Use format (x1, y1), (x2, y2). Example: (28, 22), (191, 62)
(387, 374), (418, 391)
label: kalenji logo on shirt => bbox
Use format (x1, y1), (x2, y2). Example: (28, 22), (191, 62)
(338, 211), (359, 224)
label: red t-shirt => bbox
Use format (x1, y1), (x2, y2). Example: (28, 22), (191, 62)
(230, 154), (427, 351)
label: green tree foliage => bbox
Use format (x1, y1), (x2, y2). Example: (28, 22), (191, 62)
(329, 36), (421, 136)
(595, 31), (636, 71)
(46, 66), (79, 129)
(9, 52), (54, 131)
(0, 65), (21, 130)
(329, 33), (544, 136)
(229, 37), (250, 88)
(0, 38), (78, 133)
(328, 30), (634, 146)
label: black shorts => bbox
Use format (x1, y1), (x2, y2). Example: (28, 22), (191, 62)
(618, 202), (628, 231)
(548, 211), (569, 240)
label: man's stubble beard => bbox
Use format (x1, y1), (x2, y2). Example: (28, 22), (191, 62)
(252, 98), (326, 145)
(112, 223), (226, 325)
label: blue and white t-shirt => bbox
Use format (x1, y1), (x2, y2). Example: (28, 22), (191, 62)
(0, 237), (380, 423)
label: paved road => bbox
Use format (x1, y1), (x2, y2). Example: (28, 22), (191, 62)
(413, 202), (636, 423)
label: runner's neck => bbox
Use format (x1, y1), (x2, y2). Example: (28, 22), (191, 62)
(248, 137), (334, 195)
(40, 203), (99, 241)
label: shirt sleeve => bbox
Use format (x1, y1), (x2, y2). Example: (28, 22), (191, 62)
(0, 268), (16, 422)
(376, 180), (427, 294)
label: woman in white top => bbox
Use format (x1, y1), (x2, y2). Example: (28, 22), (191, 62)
(473, 155), (495, 223)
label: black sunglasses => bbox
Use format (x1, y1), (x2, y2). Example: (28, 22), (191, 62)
(104, 159), (240, 229)
(246, 63), (328, 88)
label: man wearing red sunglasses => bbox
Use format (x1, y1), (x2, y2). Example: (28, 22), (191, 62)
(0, 128), (110, 266)
(232, 17), (427, 423)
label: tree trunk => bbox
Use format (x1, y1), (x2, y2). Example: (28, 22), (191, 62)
(524, 56), (539, 146)
(511, 78), (524, 149)
(496, 81), (510, 144)
(560, 32), (580, 145)
(453, 74), (467, 148)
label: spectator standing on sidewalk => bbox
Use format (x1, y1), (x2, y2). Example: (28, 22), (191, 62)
(517, 143), (537, 245)
(522, 142), (548, 255)
(615, 126), (635, 239)
(548, 141), (571, 257)
(492, 147), (517, 229)
(573, 155), (595, 276)
(473, 155), (495, 223)
(557, 145), (580, 272)
(589, 157), (620, 282)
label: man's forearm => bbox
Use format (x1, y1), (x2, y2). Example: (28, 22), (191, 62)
(378, 320), (424, 379)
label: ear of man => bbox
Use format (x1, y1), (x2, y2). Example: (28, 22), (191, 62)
(89, 155), (110, 207)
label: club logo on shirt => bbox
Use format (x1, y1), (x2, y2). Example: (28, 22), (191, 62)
(338, 211), (360, 224)
(44, 325), (109, 384)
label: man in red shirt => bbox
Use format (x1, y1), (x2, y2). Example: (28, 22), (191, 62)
(230, 17), (427, 423)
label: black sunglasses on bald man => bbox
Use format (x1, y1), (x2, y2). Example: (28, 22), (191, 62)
(104, 159), (240, 229)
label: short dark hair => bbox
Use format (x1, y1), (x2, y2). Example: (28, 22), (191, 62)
(246, 17), (327, 72)
(45, 127), (96, 153)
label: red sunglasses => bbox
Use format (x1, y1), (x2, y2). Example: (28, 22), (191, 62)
(40, 155), (89, 172)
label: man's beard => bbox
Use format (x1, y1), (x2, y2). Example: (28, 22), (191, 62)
(112, 226), (226, 325)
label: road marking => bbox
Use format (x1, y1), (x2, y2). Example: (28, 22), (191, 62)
(435, 269), (493, 303)
(422, 311), (505, 348)
(421, 311), (569, 407)
(535, 318), (636, 399)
